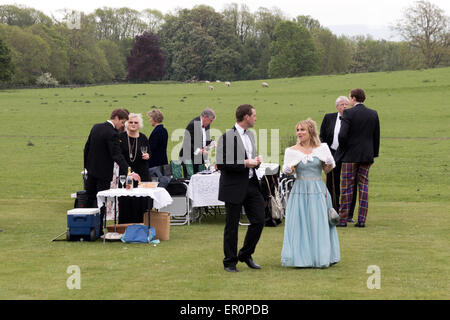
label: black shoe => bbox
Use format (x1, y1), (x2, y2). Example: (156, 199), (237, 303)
(224, 266), (239, 273)
(241, 257), (261, 269)
(347, 218), (355, 223)
(354, 222), (365, 228)
(336, 223), (347, 227)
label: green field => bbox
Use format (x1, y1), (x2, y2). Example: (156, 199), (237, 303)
(0, 68), (449, 299)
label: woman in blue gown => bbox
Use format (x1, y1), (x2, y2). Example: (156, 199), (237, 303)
(281, 118), (340, 268)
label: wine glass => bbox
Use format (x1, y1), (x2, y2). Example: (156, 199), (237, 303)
(140, 145), (148, 154)
(119, 175), (126, 188)
(204, 159), (211, 172)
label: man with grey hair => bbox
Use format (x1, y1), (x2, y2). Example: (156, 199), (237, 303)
(320, 97), (357, 220)
(179, 108), (216, 173)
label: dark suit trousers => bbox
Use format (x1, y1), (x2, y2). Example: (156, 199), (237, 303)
(223, 177), (265, 268)
(85, 175), (111, 233)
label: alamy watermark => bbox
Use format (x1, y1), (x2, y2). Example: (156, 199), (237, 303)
(170, 128), (280, 164)
(366, 265), (381, 289)
(66, 12), (81, 30)
(66, 265), (81, 290)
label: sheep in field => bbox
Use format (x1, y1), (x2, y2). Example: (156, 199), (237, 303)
(208, 86), (214, 91)
(225, 81), (231, 87)
(261, 82), (269, 88)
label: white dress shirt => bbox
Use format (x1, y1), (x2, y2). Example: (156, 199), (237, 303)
(235, 123), (253, 178)
(331, 113), (341, 151)
(200, 117), (206, 148)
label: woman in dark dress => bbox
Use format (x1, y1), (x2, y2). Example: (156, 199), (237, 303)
(118, 113), (150, 224)
(147, 109), (168, 171)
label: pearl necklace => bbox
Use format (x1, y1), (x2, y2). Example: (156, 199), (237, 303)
(127, 134), (138, 163)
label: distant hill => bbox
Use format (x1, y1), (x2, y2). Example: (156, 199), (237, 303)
(327, 24), (402, 41)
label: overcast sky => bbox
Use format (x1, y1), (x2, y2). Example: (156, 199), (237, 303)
(1, 0), (449, 39)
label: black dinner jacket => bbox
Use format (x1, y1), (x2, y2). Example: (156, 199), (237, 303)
(179, 116), (211, 165)
(84, 121), (129, 181)
(319, 112), (338, 151)
(216, 126), (260, 204)
(335, 103), (380, 164)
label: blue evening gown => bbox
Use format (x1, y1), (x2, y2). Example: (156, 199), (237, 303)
(281, 156), (340, 268)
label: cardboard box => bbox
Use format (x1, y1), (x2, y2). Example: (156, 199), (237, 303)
(106, 223), (143, 234)
(143, 211), (170, 241)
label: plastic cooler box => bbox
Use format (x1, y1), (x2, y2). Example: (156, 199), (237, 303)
(67, 208), (101, 241)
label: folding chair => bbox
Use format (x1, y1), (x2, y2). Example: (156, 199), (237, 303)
(157, 160), (193, 225)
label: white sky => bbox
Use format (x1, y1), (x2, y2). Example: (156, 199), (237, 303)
(1, 0), (449, 36)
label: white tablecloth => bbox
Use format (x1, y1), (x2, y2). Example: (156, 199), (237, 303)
(187, 172), (224, 208)
(97, 187), (173, 210)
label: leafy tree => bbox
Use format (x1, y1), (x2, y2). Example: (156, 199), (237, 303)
(127, 32), (166, 81)
(394, 0), (449, 68)
(296, 16), (352, 75)
(141, 9), (164, 34)
(296, 15), (322, 31)
(269, 21), (318, 78)
(28, 24), (70, 84)
(0, 24), (50, 84)
(98, 39), (127, 80)
(223, 3), (255, 45)
(0, 37), (14, 82)
(92, 7), (146, 41)
(0, 5), (52, 27)
(60, 12), (113, 84)
(159, 6), (238, 81)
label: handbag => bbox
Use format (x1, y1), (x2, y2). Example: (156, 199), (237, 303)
(121, 224), (155, 243)
(325, 190), (340, 226)
(328, 207), (340, 226)
(264, 176), (283, 220)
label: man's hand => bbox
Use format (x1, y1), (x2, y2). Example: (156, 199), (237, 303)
(132, 172), (141, 183)
(245, 158), (260, 168)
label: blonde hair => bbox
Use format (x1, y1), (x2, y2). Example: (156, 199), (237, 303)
(296, 118), (321, 147)
(125, 113), (144, 130)
(147, 109), (164, 123)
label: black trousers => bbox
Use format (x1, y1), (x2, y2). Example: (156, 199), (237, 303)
(326, 153), (357, 219)
(85, 175), (110, 233)
(223, 178), (265, 268)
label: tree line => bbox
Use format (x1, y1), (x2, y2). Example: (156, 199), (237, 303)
(0, 1), (448, 85)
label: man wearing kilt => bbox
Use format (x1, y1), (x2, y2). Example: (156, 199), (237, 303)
(334, 88), (380, 227)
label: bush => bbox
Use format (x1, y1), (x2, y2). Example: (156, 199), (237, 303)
(36, 72), (59, 87)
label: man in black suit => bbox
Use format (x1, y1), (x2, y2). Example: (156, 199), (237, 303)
(320, 96), (357, 222)
(84, 109), (139, 232)
(335, 89), (380, 227)
(179, 108), (216, 173)
(217, 104), (265, 272)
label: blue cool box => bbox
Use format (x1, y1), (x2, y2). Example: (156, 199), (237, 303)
(67, 208), (101, 241)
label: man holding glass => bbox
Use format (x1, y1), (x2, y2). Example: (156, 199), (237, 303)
(179, 108), (216, 173)
(83, 108), (139, 232)
(216, 104), (265, 272)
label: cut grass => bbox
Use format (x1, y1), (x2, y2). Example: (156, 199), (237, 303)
(0, 67), (449, 299)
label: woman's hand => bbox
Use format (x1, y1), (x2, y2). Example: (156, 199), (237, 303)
(322, 162), (333, 174)
(283, 164), (295, 175)
(142, 152), (150, 160)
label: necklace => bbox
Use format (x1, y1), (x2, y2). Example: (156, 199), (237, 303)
(127, 134), (138, 163)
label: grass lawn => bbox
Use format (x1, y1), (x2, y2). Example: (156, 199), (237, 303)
(0, 67), (449, 299)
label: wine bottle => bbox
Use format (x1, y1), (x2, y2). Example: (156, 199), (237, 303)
(126, 167), (133, 190)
